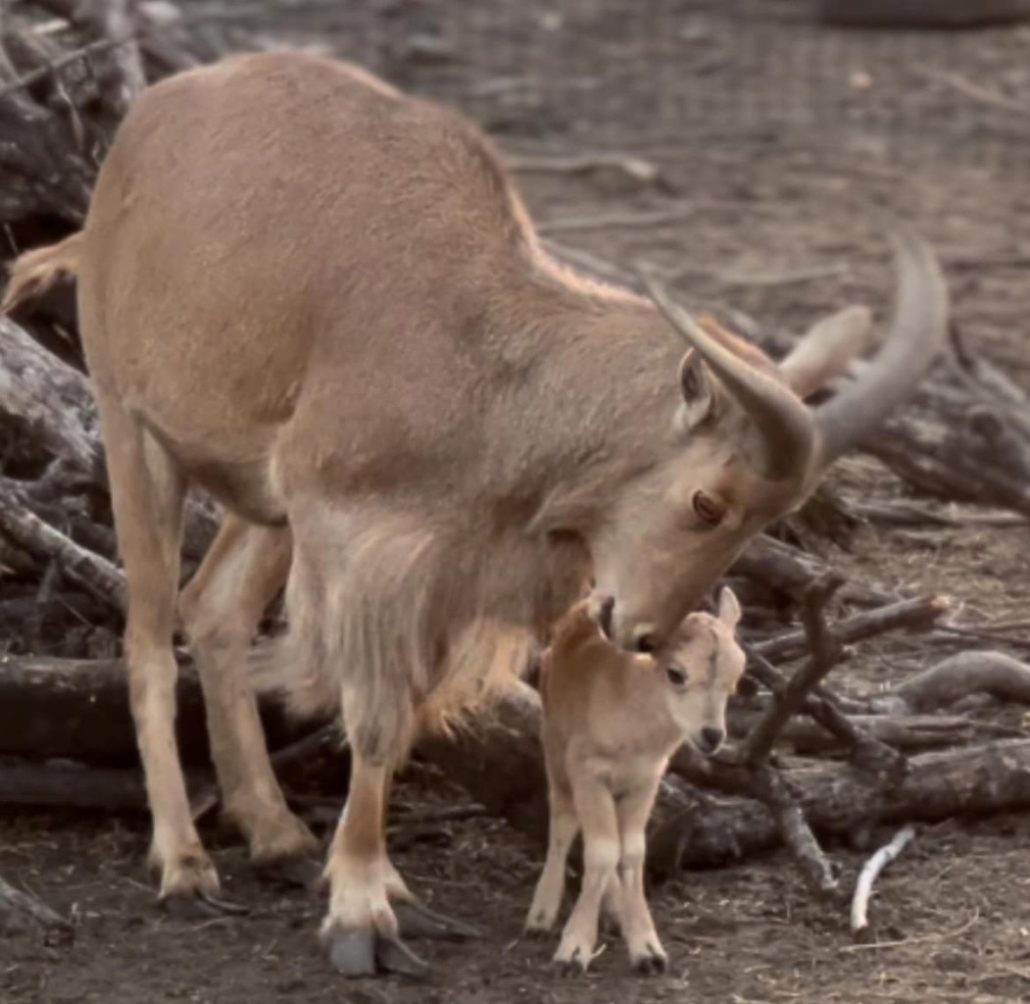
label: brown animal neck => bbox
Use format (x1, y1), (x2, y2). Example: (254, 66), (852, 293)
(478, 256), (684, 538)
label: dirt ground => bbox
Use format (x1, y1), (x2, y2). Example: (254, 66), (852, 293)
(3, 2), (1030, 1003)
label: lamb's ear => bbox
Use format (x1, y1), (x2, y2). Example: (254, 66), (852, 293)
(678, 348), (715, 430)
(717, 586), (741, 628)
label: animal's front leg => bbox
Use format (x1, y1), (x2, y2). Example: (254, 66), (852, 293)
(614, 779), (667, 975)
(553, 773), (619, 975)
(322, 753), (429, 979)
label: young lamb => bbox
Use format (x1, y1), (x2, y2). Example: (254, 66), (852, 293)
(525, 587), (745, 975)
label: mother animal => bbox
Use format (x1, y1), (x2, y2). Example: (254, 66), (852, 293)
(2, 51), (947, 977)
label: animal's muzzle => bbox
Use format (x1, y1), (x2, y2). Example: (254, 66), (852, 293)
(697, 727), (725, 756)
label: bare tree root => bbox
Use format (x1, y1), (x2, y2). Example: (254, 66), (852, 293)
(872, 651), (1030, 714)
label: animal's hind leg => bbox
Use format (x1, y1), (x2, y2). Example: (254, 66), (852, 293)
(179, 515), (318, 878)
(526, 778), (579, 934)
(98, 402), (216, 905)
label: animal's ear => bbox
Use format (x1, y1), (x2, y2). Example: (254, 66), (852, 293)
(678, 348), (715, 429)
(717, 586), (741, 628)
(778, 305), (874, 399)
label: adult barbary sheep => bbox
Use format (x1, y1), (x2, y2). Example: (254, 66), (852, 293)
(1, 50), (947, 978)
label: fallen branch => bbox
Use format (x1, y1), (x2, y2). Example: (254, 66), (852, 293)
(850, 825), (916, 938)
(751, 594), (949, 663)
(0, 315), (102, 479)
(740, 576), (845, 766)
(871, 650), (1030, 714)
(731, 706), (976, 755)
(743, 654), (910, 774)
(0, 874), (73, 940)
(0, 315), (218, 560)
(0, 757), (148, 809)
(656, 738), (1030, 872)
(0, 31), (140, 102)
(0, 476), (126, 611)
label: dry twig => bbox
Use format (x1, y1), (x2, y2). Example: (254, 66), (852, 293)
(850, 825), (916, 937)
(740, 575), (845, 766)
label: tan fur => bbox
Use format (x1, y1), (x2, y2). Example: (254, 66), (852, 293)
(526, 590), (745, 973)
(0, 49), (943, 970)
(1, 232), (82, 312)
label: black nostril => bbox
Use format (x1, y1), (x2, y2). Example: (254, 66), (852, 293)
(700, 727), (724, 753)
(635, 633), (658, 654)
(598, 596), (615, 640)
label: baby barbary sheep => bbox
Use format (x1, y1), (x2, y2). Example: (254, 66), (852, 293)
(526, 587), (745, 974)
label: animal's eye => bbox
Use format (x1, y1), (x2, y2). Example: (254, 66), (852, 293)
(666, 666), (687, 686)
(692, 490), (724, 525)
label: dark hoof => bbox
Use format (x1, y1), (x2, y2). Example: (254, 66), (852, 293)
(375, 934), (431, 979)
(394, 901), (482, 941)
(523, 922), (552, 941)
(631, 948), (668, 976)
(160, 889), (251, 919)
(257, 855), (323, 891)
(325, 923), (431, 980)
(553, 952), (588, 978)
(327, 926), (376, 978)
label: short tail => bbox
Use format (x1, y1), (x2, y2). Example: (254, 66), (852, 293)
(1, 232), (83, 313)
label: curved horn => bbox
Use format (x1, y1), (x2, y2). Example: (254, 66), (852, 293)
(640, 271), (817, 481)
(814, 227), (948, 465)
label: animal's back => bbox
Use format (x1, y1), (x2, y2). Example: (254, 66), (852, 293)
(77, 51), (533, 512)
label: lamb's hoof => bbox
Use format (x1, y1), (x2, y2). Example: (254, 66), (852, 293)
(523, 921), (553, 940)
(631, 945), (668, 976)
(553, 948), (589, 977)
(256, 855), (323, 891)
(160, 888), (251, 919)
(394, 901), (482, 941)
(325, 923), (430, 980)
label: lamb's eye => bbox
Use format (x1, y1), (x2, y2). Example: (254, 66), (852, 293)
(666, 666), (687, 686)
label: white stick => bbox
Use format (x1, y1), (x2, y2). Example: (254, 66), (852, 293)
(850, 825), (916, 935)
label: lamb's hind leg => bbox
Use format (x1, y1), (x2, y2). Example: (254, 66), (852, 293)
(179, 514), (319, 882)
(99, 404), (219, 908)
(526, 779), (579, 934)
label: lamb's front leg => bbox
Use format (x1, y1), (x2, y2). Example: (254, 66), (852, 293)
(614, 778), (667, 975)
(553, 773), (619, 975)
